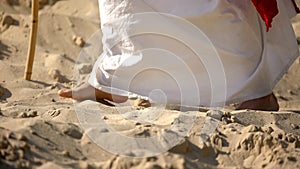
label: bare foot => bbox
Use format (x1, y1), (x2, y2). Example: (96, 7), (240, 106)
(58, 83), (128, 103)
(235, 93), (279, 111)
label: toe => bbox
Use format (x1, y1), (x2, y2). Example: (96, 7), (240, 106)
(58, 89), (73, 98)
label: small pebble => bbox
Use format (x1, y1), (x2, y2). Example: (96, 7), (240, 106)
(287, 90), (296, 95)
(69, 22), (75, 27)
(221, 117), (231, 124)
(27, 111), (37, 117)
(229, 128), (237, 132)
(29, 130), (37, 135)
(62, 150), (70, 157)
(286, 133), (296, 143)
(73, 35), (85, 47)
(19, 142), (30, 150)
(56, 26), (62, 31)
(6, 131), (14, 139)
(278, 133), (284, 140)
(16, 133), (27, 141)
(265, 126), (274, 134)
(18, 112), (27, 118)
(277, 158), (284, 164)
(230, 116), (240, 123)
(16, 160), (30, 169)
(146, 156), (158, 162)
(223, 111), (231, 117)
(291, 123), (299, 130)
(287, 156), (297, 162)
(49, 84), (57, 90)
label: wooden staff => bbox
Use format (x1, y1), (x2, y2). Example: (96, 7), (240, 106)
(24, 0), (39, 80)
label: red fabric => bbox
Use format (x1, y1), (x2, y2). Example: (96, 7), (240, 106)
(251, 0), (279, 32)
(251, 0), (300, 32)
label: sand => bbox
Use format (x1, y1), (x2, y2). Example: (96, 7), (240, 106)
(0, 0), (300, 168)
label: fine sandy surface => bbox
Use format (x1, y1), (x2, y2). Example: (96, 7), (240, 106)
(1, 0), (300, 169)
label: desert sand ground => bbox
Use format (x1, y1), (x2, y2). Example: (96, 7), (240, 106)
(0, 0), (300, 169)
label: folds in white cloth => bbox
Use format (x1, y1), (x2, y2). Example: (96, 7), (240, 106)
(88, 0), (299, 106)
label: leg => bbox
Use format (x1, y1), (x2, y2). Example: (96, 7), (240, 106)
(235, 93), (279, 111)
(58, 82), (128, 103)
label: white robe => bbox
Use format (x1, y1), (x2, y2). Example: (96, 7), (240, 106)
(88, 0), (299, 106)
